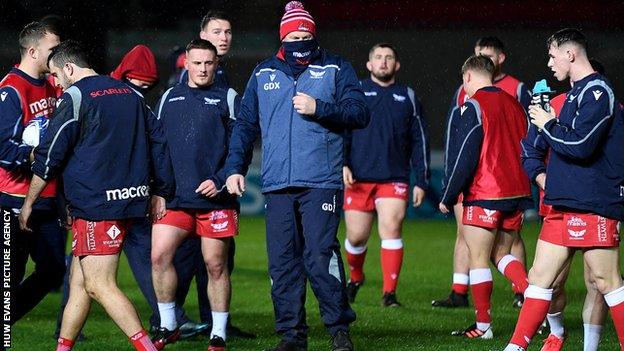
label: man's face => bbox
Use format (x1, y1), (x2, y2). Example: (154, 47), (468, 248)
(185, 48), (218, 88)
(367, 47), (399, 83)
(35, 32), (60, 73)
(200, 19), (232, 56)
(547, 43), (571, 82)
(475, 46), (503, 75)
(49, 61), (72, 90)
(283, 31), (313, 42)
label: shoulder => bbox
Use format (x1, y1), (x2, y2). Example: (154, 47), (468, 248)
(577, 76), (614, 107)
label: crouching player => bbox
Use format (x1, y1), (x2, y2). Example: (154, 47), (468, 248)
(19, 40), (175, 351)
(503, 28), (624, 351)
(150, 39), (240, 351)
(439, 55), (532, 339)
(343, 43), (429, 307)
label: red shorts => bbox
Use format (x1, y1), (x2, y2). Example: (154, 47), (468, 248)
(344, 182), (409, 211)
(462, 205), (524, 232)
(155, 209), (238, 238)
(72, 219), (130, 256)
(538, 189), (553, 217)
(540, 209), (620, 247)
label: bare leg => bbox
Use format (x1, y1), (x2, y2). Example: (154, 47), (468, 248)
(59, 257), (92, 341)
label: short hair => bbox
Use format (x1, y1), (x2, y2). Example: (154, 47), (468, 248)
(18, 21), (60, 56)
(475, 36), (505, 54)
(461, 55), (495, 79)
(185, 39), (218, 57)
(368, 43), (399, 61)
(47, 40), (91, 69)
(200, 11), (231, 31)
(547, 28), (587, 50)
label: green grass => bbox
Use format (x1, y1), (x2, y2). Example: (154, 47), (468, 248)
(10, 218), (620, 350)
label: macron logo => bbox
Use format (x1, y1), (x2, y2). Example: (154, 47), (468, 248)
(0, 91), (7, 102)
(568, 94), (577, 102)
(460, 105), (468, 115)
(364, 91), (377, 97)
(168, 96), (185, 102)
(106, 185), (150, 201)
(269, 74), (276, 82)
(593, 90), (603, 100)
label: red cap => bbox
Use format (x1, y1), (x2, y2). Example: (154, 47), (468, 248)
(111, 44), (158, 84)
(280, 1), (316, 40)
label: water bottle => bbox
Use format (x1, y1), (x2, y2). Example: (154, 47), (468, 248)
(531, 79), (554, 112)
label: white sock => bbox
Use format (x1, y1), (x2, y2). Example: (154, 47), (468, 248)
(503, 344), (525, 351)
(344, 239), (367, 254)
(452, 273), (469, 285)
(583, 323), (602, 351)
(211, 311), (229, 339)
(157, 301), (176, 330)
(546, 312), (565, 338)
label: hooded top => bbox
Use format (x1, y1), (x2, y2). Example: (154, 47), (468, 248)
(110, 45), (159, 84)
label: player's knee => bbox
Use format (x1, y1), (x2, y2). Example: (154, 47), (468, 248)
(151, 250), (171, 270)
(205, 258), (227, 279)
(591, 273), (621, 294)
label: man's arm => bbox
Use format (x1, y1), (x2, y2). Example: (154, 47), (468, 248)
(440, 102), (483, 208)
(539, 84), (614, 159)
(223, 73), (260, 178)
(408, 88), (430, 191)
(313, 61), (370, 129)
(18, 174), (48, 231)
(145, 105), (175, 200)
(31, 90), (80, 182)
(520, 122), (549, 184)
(0, 87), (33, 172)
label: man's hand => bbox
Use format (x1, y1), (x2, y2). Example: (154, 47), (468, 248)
(226, 174), (245, 197)
(535, 172), (547, 190)
(293, 92), (316, 116)
(196, 179), (218, 198)
(412, 186), (426, 208)
(528, 105), (556, 130)
(439, 202), (450, 214)
(150, 195), (166, 222)
(343, 166), (355, 188)
(19, 204), (33, 232)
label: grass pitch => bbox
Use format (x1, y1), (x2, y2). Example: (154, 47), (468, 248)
(10, 218), (620, 350)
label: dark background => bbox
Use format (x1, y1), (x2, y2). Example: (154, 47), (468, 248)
(2, 0), (623, 149)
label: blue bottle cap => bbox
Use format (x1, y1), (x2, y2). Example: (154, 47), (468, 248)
(532, 79), (554, 94)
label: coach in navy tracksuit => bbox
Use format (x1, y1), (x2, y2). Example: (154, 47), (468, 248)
(20, 40), (174, 351)
(223, 3), (368, 351)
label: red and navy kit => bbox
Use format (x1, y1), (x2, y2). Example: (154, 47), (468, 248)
(441, 86), (532, 228)
(32, 75), (175, 221)
(0, 67), (57, 209)
(451, 74), (531, 112)
(346, 79), (429, 187)
(156, 82), (240, 211)
(538, 73), (624, 221)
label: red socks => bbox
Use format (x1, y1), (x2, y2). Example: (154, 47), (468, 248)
(604, 285), (624, 349)
(130, 330), (158, 351)
(497, 254), (528, 294)
(509, 285), (552, 348)
(56, 337), (74, 351)
(452, 273), (469, 295)
(381, 239), (404, 293)
(470, 268), (493, 330)
(344, 239), (367, 283)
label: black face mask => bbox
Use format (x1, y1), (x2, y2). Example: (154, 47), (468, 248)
(282, 38), (319, 77)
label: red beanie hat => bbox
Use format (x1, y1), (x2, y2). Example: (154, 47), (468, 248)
(110, 44), (159, 84)
(279, 1), (316, 40)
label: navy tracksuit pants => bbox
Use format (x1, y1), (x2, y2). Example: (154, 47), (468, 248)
(265, 188), (355, 344)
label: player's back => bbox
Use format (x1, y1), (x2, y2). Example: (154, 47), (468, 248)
(465, 86), (530, 202)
